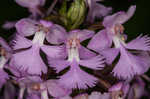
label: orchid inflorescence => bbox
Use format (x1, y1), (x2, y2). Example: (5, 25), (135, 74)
(0, 0), (150, 99)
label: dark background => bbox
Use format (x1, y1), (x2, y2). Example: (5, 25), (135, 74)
(0, 0), (150, 39)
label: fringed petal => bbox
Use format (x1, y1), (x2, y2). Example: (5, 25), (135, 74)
(59, 61), (97, 89)
(41, 45), (65, 58)
(79, 55), (105, 70)
(87, 29), (112, 52)
(126, 35), (150, 51)
(11, 44), (47, 75)
(48, 58), (70, 73)
(11, 34), (32, 50)
(113, 45), (150, 80)
(79, 46), (96, 59)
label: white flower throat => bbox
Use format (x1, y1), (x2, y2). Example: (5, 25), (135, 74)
(67, 37), (80, 62)
(32, 23), (51, 46)
(32, 31), (46, 46)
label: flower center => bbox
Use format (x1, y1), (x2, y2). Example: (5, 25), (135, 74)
(67, 36), (80, 62)
(32, 21), (52, 46)
(112, 24), (126, 48)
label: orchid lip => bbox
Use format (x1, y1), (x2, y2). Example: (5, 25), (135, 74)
(113, 35), (126, 48)
(32, 31), (46, 46)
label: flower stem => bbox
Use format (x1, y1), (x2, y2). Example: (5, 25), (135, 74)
(47, 0), (58, 16)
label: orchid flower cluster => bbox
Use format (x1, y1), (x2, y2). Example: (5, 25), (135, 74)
(0, 0), (150, 99)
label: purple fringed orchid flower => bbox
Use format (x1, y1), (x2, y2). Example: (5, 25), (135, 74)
(10, 19), (65, 75)
(48, 30), (105, 89)
(15, 0), (46, 17)
(88, 5), (150, 79)
(16, 75), (71, 99)
(128, 77), (148, 99)
(45, 80), (71, 98)
(109, 82), (130, 99)
(15, 18), (67, 44)
(88, 5), (136, 53)
(0, 37), (12, 88)
(16, 76), (43, 99)
(86, 0), (112, 23)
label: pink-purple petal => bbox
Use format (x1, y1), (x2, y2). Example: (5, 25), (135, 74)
(58, 61), (97, 89)
(79, 55), (105, 70)
(100, 48), (119, 64)
(69, 29), (95, 42)
(87, 29), (112, 52)
(103, 5), (136, 27)
(15, 18), (38, 36)
(87, 1), (112, 23)
(126, 35), (150, 51)
(48, 58), (70, 73)
(11, 35), (32, 50)
(109, 82), (123, 92)
(46, 24), (67, 44)
(11, 44), (47, 75)
(113, 45), (150, 79)
(79, 45), (96, 59)
(41, 45), (65, 58)
(46, 80), (71, 98)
